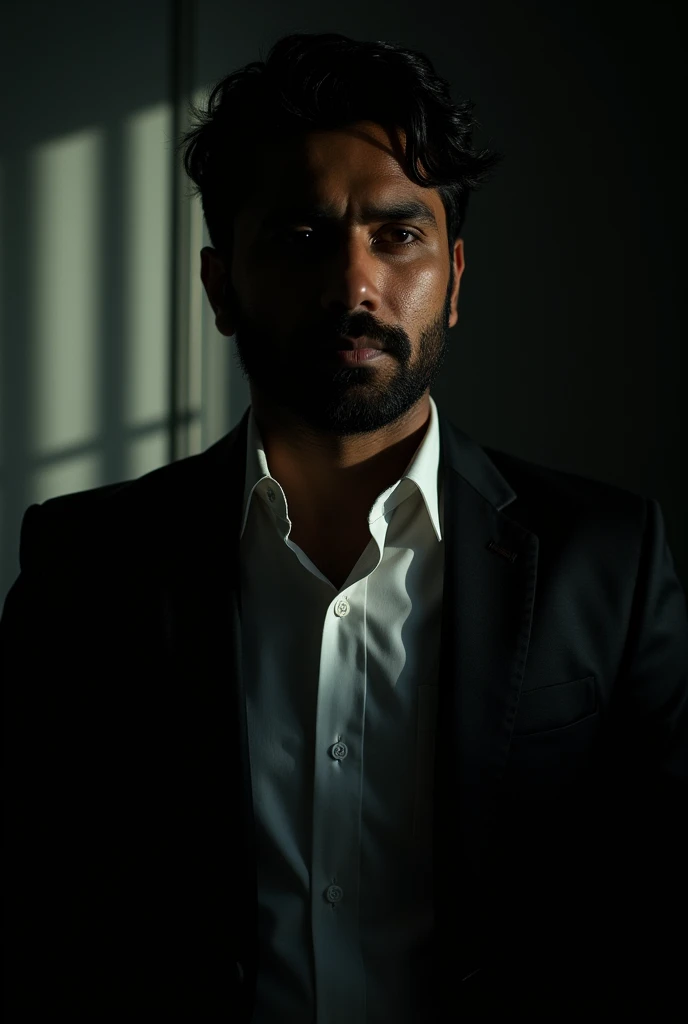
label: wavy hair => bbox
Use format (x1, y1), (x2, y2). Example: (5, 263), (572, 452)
(177, 32), (503, 262)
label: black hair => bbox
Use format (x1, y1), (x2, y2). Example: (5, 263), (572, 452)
(177, 32), (503, 264)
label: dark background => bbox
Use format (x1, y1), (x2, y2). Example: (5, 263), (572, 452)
(1, 0), (686, 605)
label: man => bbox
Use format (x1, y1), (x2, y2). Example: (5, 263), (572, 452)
(3, 32), (687, 1020)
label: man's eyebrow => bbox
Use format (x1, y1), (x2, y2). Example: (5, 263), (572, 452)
(262, 199), (439, 230)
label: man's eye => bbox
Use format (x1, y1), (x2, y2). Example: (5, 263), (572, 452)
(277, 228), (420, 247)
(383, 229), (420, 245)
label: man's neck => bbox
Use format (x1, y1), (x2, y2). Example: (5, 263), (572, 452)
(252, 396), (431, 529)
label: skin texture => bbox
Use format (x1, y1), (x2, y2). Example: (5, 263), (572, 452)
(200, 120), (465, 546)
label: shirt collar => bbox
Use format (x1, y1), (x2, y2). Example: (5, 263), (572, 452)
(239, 393), (442, 542)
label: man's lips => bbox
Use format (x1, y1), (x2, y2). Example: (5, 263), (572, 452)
(330, 336), (385, 351)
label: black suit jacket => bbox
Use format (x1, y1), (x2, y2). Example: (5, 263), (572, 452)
(3, 407), (687, 1019)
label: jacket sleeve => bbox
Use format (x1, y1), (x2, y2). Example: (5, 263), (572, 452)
(614, 497), (688, 787)
(1, 503), (62, 1013)
(601, 498), (688, 993)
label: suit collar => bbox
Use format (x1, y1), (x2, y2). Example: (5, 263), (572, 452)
(438, 411), (517, 513)
(199, 397), (519, 522)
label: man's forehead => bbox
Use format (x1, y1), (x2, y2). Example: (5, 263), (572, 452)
(237, 123), (445, 235)
(255, 194), (440, 231)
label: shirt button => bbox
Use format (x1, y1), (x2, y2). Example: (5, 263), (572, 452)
(330, 742), (348, 760)
(334, 598), (350, 617)
(266, 487), (276, 502)
(325, 884), (344, 904)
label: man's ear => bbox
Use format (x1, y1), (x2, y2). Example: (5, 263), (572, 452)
(448, 237), (465, 329)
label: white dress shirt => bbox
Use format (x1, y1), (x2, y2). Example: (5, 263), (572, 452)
(239, 394), (445, 1023)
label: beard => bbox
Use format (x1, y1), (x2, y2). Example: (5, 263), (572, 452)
(228, 284), (453, 438)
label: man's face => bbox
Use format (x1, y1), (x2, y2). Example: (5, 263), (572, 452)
(201, 120), (464, 437)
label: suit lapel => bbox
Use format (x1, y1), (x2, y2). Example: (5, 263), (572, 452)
(435, 415), (539, 982)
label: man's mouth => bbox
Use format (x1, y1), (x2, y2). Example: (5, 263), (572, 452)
(331, 335), (385, 351)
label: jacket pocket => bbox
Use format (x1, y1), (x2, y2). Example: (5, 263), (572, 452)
(513, 674), (597, 736)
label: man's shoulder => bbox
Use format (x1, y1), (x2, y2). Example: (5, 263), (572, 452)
(481, 443), (649, 544)
(484, 444), (645, 505)
(17, 437), (234, 572)
(439, 415), (648, 525)
(42, 448), (208, 512)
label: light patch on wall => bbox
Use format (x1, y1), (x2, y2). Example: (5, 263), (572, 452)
(30, 127), (102, 465)
(122, 101), (172, 447)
